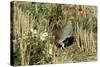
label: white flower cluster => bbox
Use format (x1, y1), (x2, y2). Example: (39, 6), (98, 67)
(40, 32), (48, 41)
(30, 28), (48, 41)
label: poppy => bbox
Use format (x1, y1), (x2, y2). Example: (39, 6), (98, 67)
(79, 6), (84, 14)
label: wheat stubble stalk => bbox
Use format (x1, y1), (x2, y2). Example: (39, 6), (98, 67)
(75, 21), (96, 53)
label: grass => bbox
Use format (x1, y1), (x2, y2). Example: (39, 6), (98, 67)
(11, 1), (97, 66)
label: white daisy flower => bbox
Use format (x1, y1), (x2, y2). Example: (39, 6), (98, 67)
(40, 32), (48, 41)
(30, 28), (37, 34)
(40, 36), (45, 41)
(33, 29), (37, 34)
(30, 28), (34, 33)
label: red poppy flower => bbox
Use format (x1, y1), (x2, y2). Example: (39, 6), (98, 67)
(79, 7), (84, 14)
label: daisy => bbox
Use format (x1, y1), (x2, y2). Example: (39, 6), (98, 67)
(40, 32), (48, 41)
(30, 28), (37, 34)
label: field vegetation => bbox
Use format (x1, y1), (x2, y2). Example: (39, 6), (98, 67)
(11, 2), (97, 66)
